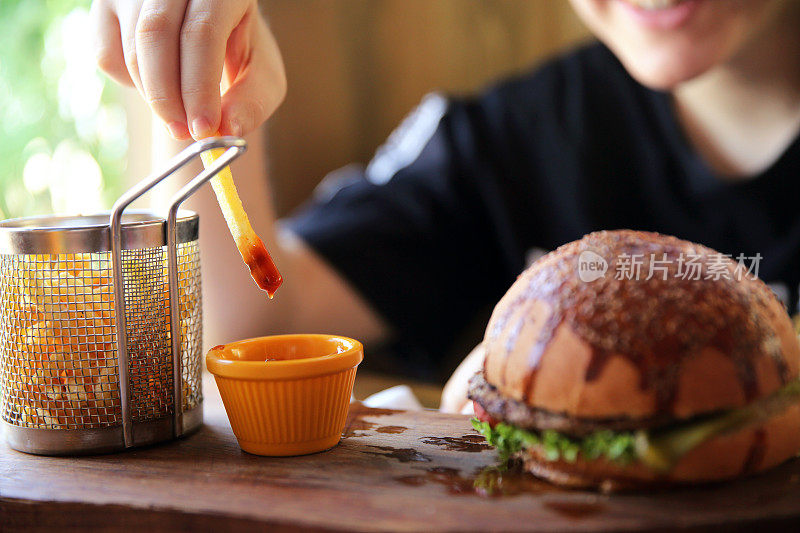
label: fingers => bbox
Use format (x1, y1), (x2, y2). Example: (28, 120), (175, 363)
(135, 0), (191, 139)
(218, 21), (286, 137)
(114, 0), (147, 94)
(91, 0), (133, 86)
(180, 0), (251, 138)
(440, 343), (485, 413)
(94, 0), (280, 140)
(440, 382), (465, 413)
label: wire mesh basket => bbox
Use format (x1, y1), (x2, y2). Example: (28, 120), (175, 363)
(0, 137), (246, 455)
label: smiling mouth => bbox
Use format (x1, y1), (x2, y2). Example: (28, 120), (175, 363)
(621, 0), (689, 9)
(615, 0), (702, 30)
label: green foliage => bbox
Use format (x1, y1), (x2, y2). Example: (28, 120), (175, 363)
(0, 0), (127, 219)
(471, 418), (637, 466)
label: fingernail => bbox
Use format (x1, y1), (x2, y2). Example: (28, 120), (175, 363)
(228, 120), (242, 138)
(166, 121), (189, 139)
(190, 116), (212, 139)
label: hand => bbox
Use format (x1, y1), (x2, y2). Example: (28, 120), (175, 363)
(439, 343), (485, 414)
(91, 0), (286, 140)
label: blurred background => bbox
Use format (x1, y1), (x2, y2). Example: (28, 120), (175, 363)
(0, 0), (588, 220)
(263, 0), (589, 215)
(0, 0), (127, 219)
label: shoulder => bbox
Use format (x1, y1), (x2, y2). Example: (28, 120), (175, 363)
(491, 42), (624, 98)
(459, 43), (639, 140)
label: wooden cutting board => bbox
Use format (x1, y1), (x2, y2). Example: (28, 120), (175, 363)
(3, 376), (800, 532)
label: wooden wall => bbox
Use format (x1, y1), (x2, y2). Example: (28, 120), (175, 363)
(261, 0), (590, 215)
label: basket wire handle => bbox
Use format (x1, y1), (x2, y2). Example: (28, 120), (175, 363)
(110, 137), (248, 448)
(165, 142), (248, 438)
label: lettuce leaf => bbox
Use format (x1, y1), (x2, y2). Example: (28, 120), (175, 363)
(473, 378), (800, 472)
(637, 378), (800, 472)
(471, 418), (636, 466)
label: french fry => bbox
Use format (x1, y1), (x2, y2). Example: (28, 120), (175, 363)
(9, 255), (195, 429)
(200, 146), (282, 298)
(7, 241), (204, 429)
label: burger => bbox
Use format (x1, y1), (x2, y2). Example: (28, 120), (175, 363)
(469, 230), (800, 491)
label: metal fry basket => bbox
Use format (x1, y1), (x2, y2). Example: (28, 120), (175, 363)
(0, 137), (247, 455)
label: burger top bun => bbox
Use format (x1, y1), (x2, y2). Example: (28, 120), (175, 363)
(483, 230), (800, 420)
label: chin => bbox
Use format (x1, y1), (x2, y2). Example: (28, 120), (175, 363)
(569, 0), (777, 90)
(613, 39), (729, 90)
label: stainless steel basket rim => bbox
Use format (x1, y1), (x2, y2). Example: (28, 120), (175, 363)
(1, 404), (203, 456)
(0, 209), (199, 254)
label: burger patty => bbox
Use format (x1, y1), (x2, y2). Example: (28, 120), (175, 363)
(468, 371), (677, 437)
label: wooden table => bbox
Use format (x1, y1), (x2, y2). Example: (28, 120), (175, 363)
(3, 376), (800, 532)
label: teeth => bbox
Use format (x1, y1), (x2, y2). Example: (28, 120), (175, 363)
(625, 0), (685, 9)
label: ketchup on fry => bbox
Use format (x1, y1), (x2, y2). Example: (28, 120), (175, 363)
(239, 236), (283, 298)
(200, 135), (283, 299)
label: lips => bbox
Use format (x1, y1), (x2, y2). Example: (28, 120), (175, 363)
(623, 0), (688, 9)
(616, 0), (702, 30)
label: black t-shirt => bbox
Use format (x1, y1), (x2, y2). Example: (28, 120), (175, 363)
(287, 43), (800, 380)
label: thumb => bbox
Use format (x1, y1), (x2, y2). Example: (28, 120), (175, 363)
(219, 32), (286, 137)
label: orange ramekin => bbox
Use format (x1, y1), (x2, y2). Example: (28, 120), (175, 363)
(206, 334), (363, 456)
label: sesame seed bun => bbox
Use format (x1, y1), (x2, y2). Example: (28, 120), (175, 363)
(483, 230), (800, 420)
(477, 230), (800, 488)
